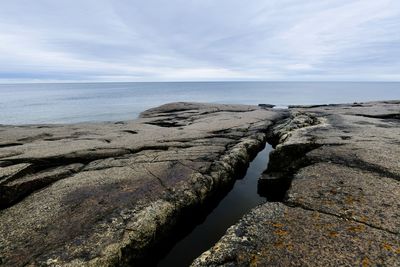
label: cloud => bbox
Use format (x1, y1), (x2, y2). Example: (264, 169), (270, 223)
(0, 0), (399, 82)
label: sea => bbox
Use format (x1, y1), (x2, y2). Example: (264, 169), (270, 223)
(0, 81), (399, 124)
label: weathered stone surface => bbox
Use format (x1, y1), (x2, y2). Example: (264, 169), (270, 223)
(0, 102), (284, 266)
(192, 203), (400, 267)
(288, 163), (400, 234)
(2, 100), (399, 267)
(0, 163), (32, 183)
(194, 101), (400, 266)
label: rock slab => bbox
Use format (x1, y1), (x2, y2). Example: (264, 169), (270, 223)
(193, 101), (400, 267)
(1, 100), (399, 267)
(0, 103), (284, 266)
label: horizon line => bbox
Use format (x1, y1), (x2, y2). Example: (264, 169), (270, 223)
(1, 80), (400, 85)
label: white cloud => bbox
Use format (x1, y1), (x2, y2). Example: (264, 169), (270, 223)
(0, 0), (399, 82)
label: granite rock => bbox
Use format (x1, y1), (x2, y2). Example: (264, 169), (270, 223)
(0, 102), (285, 266)
(193, 101), (400, 267)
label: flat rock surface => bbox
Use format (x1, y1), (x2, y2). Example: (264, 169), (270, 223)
(2, 100), (399, 267)
(0, 102), (285, 266)
(193, 100), (400, 267)
(192, 203), (399, 267)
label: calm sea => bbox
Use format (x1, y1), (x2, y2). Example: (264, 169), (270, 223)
(0, 82), (398, 124)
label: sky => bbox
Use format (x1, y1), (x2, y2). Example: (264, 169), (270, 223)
(0, 0), (399, 83)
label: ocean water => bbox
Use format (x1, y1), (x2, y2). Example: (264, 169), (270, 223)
(0, 82), (398, 124)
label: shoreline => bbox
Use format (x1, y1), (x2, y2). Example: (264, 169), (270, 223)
(1, 81), (399, 125)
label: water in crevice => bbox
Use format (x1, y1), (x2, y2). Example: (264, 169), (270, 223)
(157, 144), (273, 267)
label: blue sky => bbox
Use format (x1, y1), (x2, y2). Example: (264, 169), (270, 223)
(0, 0), (399, 82)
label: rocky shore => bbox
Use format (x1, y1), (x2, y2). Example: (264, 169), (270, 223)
(193, 101), (400, 266)
(0, 103), (285, 266)
(1, 101), (399, 266)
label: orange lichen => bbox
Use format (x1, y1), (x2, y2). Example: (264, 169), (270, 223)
(382, 243), (393, 251)
(272, 222), (284, 228)
(359, 216), (369, 223)
(345, 195), (355, 205)
(382, 243), (400, 254)
(328, 231), (339, 238)
(322, 199), (335, 206)
(347, 224), (365, 232)
(274, 229), (288, 236)
(312, 212), (320, 219)
(250, 256), (259, 267)
(361, 257), (370, 267)
(274, 241), (284, 248)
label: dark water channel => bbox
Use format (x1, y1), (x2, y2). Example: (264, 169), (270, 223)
(157, 144), (273, 267)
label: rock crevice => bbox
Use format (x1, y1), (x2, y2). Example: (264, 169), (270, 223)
(0, 102), (286, 266)
(1, 101), (399, 267)
(193, 101), (400, 267)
